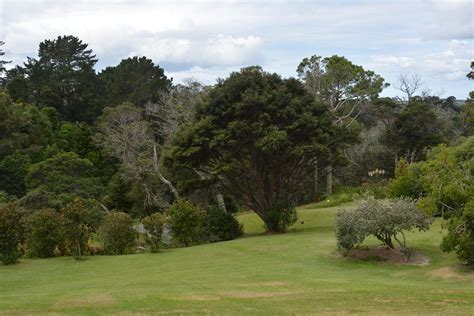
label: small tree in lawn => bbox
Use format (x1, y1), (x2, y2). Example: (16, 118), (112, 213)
(142, 212), (166, 252)
(335, 197), (432, 254)
(62, 198), (91, 259)
(0, 203), (24, 265)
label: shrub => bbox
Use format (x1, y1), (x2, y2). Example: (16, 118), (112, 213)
(206, 205), (243, 242)
(61, 198), (92, 259)
(441, 201), (474, 266)
(100, 212), (136, 255)
(0, 203), (24, 264)
(166, 199), (208, 247)
(388, 159), (425, 199)
(263, 200), (298, 233)
(335, 197), (432, 250)
(142, 212), (166, 252)
(25, 209), (66, 258)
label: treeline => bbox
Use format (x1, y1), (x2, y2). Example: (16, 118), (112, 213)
(0, 36), (473, 265)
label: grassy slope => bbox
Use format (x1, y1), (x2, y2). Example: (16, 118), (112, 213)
(1, 204), (473, 315)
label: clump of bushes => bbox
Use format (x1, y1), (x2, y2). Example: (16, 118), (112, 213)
(142, 212), (166, 252)
(0, 203), (24, 264)
(100, 211), (136, 255)
(206, 205), (243, 242)
(166, 199), (208, 247)
(335, 197), (432, 251)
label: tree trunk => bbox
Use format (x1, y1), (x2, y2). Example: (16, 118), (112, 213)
(325, 165), (333, 195)
(215, 193), (227, 212)
(313, 162), (318, 201)
(153, 144), (179, 200)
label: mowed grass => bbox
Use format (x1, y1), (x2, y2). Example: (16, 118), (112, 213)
(1, 204), (474, 315)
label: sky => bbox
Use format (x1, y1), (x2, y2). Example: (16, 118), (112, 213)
(1, 0), (473, 98)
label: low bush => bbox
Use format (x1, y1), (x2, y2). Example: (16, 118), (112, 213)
(335, 197), (432, 251)
(206, 205), (243, 242)
(142, 212), (166, 252)
(166, 199), (208, 247)
(100, 212), (136, 255)
(25, 209), (66, 258)
(0, 203), (24, 264)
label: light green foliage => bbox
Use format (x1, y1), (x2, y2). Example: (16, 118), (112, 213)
(142, 212), (166, 252)
(165, 199), (208, 247)
(0, 203), (24, 264)
(389, 137), (474, 265)
(61, 198), (92, 259)
(206, 205), (243, 242)
(389, 159), (425, 199)
(335, 197), (432, 249)
(25, 209), (65, 258)
(100, 212), (136, 255)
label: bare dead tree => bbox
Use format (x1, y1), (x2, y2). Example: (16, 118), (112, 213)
(96, 104), (179, 208)
(395, 73), (423, 103)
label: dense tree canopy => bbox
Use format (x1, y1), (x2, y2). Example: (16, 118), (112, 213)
(10, 35), (102, 122)
(169, 66), (337, 232)
(99, 56), (171, 107)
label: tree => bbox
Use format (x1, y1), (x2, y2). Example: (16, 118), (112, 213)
(25, 152), (102, 201)
(0, 203), (24, 264)
(0, 152), (31, 197)
(335, 197), (432, 251)
(99, 56), (171, 107)
(169, 67), (336, 233)
(62, 198), (92, 259)
(0, 41), (10, 86)
(100, 212), (136, 255)
(297, 55), (388, 194)
(395, 73), (424, 103)
(0, 91), (54, 160)
(382, 101), (444, 163)
(390, 137), (474, 265)
(21, 35), (102, 122)
(96, 103), (179, 210)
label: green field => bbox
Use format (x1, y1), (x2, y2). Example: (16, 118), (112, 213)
(1, 204), (473, 315)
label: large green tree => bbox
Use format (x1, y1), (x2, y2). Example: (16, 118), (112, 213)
(16, 35), (102, 122)
(297, 55), (388, 194)
(99, 56), (171, 107)
(168, 67), (336, 233)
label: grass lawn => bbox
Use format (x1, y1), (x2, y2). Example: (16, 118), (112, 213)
(1, 204), (473, 315)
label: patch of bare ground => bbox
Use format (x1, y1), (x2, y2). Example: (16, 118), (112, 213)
(54, 293), (115, 308)
(430, 266), (474, 280)
(220, 291), (296, 299)
(339, 246), (430, 266)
